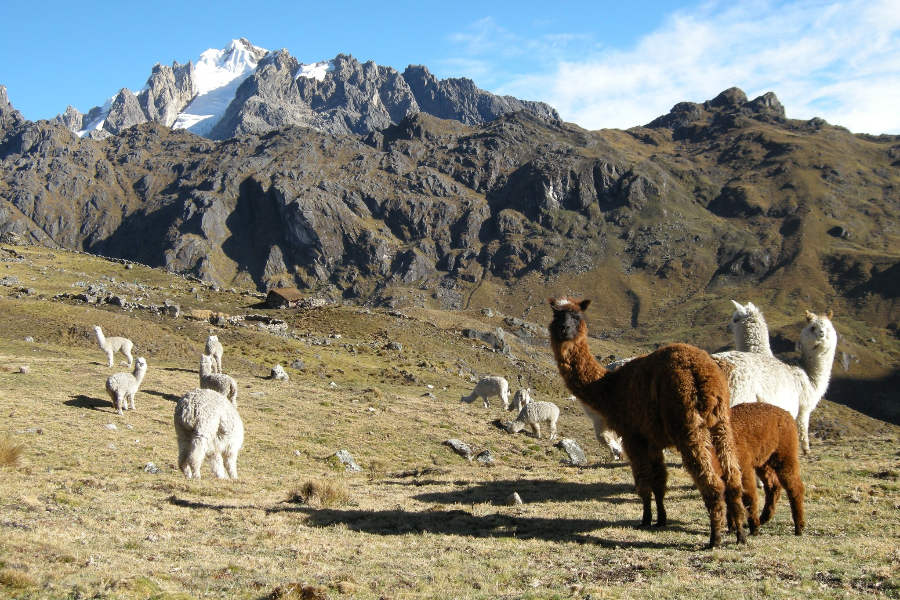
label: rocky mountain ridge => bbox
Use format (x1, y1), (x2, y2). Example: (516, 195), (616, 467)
(50, 38), (559, 140)
(1, 83), (900, 384)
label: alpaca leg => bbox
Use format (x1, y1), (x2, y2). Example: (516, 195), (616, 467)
(648, 448), (668, 527)
(776, 463), (805, 535)
(623, 438), (657, 527)
(209, 452), (227, 479)
(678, 431), (730, 548)
(708, 420), (747, 545)
(186, 437), (208, 480)
(797, 409), (812, 455)
(106, 350), (114, 368)
(758, 465), (782, 525)
(742, 467), (761, 535)
(481, 395), (489, 409)
(214, 355), (222, 374)
(115, 393), (124, 415)
(223, 448), (239, 479)
(548, 420), (557, 441)
(123, 346), (133, 368)
(532, 423), (542, 439)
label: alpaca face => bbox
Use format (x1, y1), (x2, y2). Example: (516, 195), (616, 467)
(801, 311), (837, 353)
(548, 297), (591, 342)
(727, 301), (761, 333)
(136, 357), (147, 370)
(209, 335), (218, 344)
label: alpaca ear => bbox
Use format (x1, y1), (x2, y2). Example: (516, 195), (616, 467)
(826, 309), (833, 319)
(747, 301), (757, 311)
(579, 299), (591, 311)
(805, 310), (814, 322)
(731, 300), (743, 310)
(548, 297), (557, 307)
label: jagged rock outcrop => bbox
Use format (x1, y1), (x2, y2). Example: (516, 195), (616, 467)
(139, 61), (197, 127)
(402, 64), (559, 125)
(53, 40), (559, 141)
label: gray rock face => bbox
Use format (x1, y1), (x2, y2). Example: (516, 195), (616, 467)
(52, 106), (83, 131)
(271, 364), (289, 381)
(104, 89), (147, 136)
(443, 438), (474, 461)
(334, 449), (361, 472)
(138, 61), (196, 127)
(402, 64), (560, 125)
(0, 85), (26, 133)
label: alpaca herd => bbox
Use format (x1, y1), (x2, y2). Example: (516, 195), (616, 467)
(93, 329), (243, 479)
(80, 293), (834, 547)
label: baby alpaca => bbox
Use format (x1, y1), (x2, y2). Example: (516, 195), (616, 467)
(105, 357), (147, 415)
(174, 388), (244, 479)
(509, 388), (533, 413)
(714, 403), (805, 535)
(199, 354), (238, 405)
(94, 325), (134, 368)
(506, 401), (560, 440)
(205, 335), (223, 373)
(460, 376), (509, 409)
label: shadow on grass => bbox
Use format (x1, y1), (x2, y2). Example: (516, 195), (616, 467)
(65, 394), (111, 412)
(143, 389), (181, 402)
(162, 366), (195, 374)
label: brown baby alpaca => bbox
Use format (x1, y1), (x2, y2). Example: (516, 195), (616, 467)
(548, 296), (746, 548)
(714, 402), (805, 536)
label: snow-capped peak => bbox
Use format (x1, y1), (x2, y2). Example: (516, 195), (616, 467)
(172, 39), (269, 136)
(295, 61), (335, 82)
(194, 38), (266, 95)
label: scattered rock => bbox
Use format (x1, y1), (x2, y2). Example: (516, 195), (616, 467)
(443, 438), (474, 461)
(334, 450), (361, 472)
(505, 492), (523, 506)
(105, 423), (117, 430)
(422, 392), (436, 399)
(556, 438), (587, 465)
(290, 359), (305, 370)
(0, 275), (19, 286)
(386, 341), (403, 351)
(24, 336), (34, 343)
(475, 449), (494, 464)
(271, 364), (289, 381)
(143, 462), (161, 474)
(481, 308), (494, 317)
(17, 365), (29, 374)
(329, 381), (338, 388)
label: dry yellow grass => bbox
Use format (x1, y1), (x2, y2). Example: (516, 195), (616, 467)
(0, 436), (25, 468)
(0, 244), (899, 599)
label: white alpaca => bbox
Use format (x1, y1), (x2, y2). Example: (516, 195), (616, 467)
(105, 357), (147, 415)
(713, 310), (837, 454)
(199, 354), (238, 405)
(728, 300), (773, 356)
(94, 325), (134, 368)
(582, 358), (634, 460)
(506, 401), (560, 440)
(460, 376), (509, 409)
(509, 388), (533, 413)
(205, 335), (223, 373)
(174, 388), (244, 479)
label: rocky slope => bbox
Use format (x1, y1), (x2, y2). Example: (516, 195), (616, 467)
(1, 83), (900, 382)
(51, 39), (559, 140)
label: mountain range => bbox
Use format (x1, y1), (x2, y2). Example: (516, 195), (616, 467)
(51, 38), (559, 140)
(1, 42), (900, 400)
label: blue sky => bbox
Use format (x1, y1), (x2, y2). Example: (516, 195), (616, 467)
(3, 0), (899, 134)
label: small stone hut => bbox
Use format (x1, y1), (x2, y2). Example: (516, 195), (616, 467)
(266, 287), (305, 309)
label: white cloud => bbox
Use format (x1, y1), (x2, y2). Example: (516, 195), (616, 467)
(488, 0), (900, 134)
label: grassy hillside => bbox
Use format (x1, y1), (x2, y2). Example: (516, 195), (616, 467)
(1, 245), (898, 599)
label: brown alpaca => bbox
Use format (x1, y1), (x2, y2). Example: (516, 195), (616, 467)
(548, 297), (747, 548)
(713, 402), (805, 536)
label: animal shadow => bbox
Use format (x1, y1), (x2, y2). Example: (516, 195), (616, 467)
(65, 395), (112, 412)
(143, 389), (181, 402)
(162, 366), (195, 374)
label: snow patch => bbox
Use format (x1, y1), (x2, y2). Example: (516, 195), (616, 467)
(172, 39), (268, 137)
(295, 61), (334, 82)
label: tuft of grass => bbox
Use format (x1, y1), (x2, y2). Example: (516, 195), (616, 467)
(0, 437), (24, 468)
(287, 479), (352, 508)
(0, 567), (36, 589)
(266, 583), (328, 600)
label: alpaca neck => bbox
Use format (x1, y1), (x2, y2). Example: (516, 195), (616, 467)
(95, 330), (106, 347)
(552, 334), (606, 397)
(735, 320), (772, 355)
(800, 344), (835, 397)
(134, 367), (146, 385)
